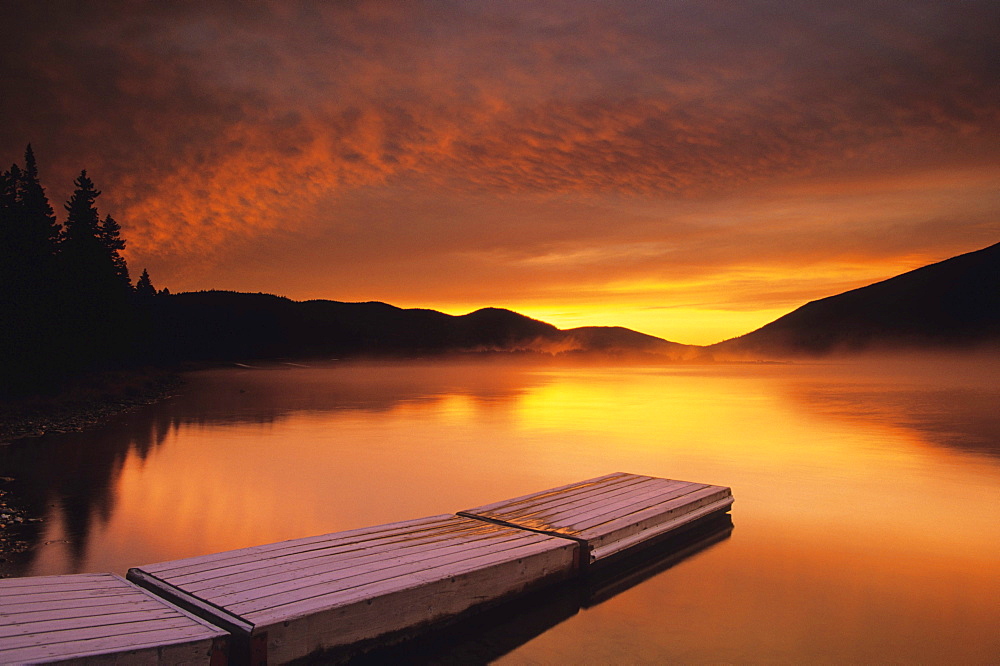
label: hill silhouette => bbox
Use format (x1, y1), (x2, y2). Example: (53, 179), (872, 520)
(713, 241), (1000, 357)
(149, 292), (696, 362)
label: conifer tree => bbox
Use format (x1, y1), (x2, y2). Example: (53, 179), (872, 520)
(19, 145), (61, 254)
(0, 166), (19, 288)
(12, 145), (62, 314)
(0, 165), (25, 281)
(135, 268), (156, 298)
(2, 148), (68, 390)
(0, 165), (21, 333)
(100, 214), (131, 290)
(62, 170), (102, 252)
(59, 170), (135, 371)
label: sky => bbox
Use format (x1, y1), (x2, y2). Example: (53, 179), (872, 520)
(2, 1), (998, 345)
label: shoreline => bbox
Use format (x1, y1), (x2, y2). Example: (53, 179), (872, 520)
(0, 368), (182, 445)
(1, 368), (182, 571)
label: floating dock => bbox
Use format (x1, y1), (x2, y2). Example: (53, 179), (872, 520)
(0, 572), (228, 665)
(459, 472), (734, 566)
(126, 515), (577, 664)
(0, 472), (733, 664)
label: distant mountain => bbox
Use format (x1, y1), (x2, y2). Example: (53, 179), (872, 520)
(713, 241), (1000, 357)
(564, 326), (697, 356)
(149, 291), (695, 362)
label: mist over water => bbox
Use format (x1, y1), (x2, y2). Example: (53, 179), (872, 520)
(2, 355), (998, 662)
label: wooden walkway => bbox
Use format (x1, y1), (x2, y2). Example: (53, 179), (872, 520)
(459, 472), (734, 565)
(0, 472), (733, 664)
(0, 572), (228, 665)
(126, 514), (577, 664)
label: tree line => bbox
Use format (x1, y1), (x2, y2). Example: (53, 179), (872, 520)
(1, 145), (164, 397)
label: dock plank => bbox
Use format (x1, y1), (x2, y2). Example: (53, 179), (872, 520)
(510, 480), (702, 531)
(129, 514), (578, 663)
(144, 514), (468, 579)
(459, 473), (633, 515)
(460, 472), (734, 564)
(227, 536), (567, 617)
(568, 483), (721, 533)
(170, 519), (525, 594)
(0, 573), (228, 664)
(191, 531), (534, 607)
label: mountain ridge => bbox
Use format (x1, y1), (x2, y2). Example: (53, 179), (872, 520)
(712, 241), (1000, 357)
(150, 291), (698, 361)
(149, 240), (1000, 363)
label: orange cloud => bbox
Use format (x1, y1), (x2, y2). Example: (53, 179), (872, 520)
(2, 1), (998, 342)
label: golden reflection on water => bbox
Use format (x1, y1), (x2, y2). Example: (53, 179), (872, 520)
(5, 357), (999, 662)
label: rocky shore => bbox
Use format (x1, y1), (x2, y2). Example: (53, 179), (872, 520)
(0, 369), (181, 444)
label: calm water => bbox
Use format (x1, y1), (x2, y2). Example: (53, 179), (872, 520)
(2, 356), (999, 663)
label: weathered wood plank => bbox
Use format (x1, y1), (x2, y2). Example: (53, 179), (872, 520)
(459, 472), (631, 515)
(9, 640), (222, 666)
(130, 514), (578, 663)
(228, 537), (569, 618)
(588, 492), (735, 562)
(0, 573), (228, 664)
(459, 472), (734, 564)
(1, 616), (200, 650)
(458, 476), (651, 524)
(1, 626), (224, 665)
(0, 607), (180, 639)
(574, 485), (727, 535)
(0, 572), (112, 589)
(143, 514), (463, 578)
(188, 529), (536, 603)
(170, 518), (525, 594)
(256, 535), (577, 664)
(0, 594), (165, 617)
(499, 480), (702, 532)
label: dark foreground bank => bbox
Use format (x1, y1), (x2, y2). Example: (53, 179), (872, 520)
(0, 368), (180, 445)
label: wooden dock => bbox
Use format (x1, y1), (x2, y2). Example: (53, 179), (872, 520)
(126, 515), (577, 664)
(0, 572), (228, 665)
(459, 472), (734, 565)
(0, 472), (733, 664)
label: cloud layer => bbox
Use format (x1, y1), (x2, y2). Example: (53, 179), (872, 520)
(2, 0), (998, 343)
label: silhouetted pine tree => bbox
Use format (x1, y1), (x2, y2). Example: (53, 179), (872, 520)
(1, 149), (172, 396)
(100, 214), (131, 289)
(59, 170), (134, 372)
(135, 268), (156, 298)
(20, 145), (62, 255)
(0, 147), (65, 393)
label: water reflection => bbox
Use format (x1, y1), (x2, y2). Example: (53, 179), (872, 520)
(0, 360), (549, 576)
(341, 515), (733, 665)
(786, 365), (1000, 457)
(1, 415), (170, 574)
(161, 360), (549, 426)
(1, 357), (998, 662)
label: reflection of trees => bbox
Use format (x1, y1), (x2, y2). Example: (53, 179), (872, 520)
(160, 362), (547, 428)
(0, 362), (547, 576)
(0, 414), (171, 575)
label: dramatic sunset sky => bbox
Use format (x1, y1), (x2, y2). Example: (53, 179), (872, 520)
(2, 1), (998, 344)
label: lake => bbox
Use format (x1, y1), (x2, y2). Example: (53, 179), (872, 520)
(2, 355), (999, 663)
